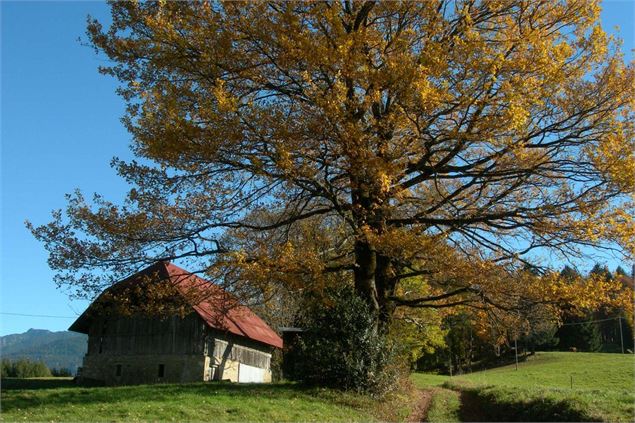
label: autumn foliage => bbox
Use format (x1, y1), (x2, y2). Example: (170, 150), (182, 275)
(30, 1), (633, 354)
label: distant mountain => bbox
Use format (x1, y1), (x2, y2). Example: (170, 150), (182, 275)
(1, 329), (87, 374)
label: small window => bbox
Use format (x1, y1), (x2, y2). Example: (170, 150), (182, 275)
(158, 364), (165, 378)
(115, 364), (122, 377)
(99, 322), (107, 354)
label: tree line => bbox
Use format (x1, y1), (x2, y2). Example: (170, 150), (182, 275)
(1, 358), (73, 378)
(416, 264), (634, 375)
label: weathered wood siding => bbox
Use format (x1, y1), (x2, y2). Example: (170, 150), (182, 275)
(203, 330), (273, 382)
(86, 313), (206, 356)
(211, 339), (271, 369)
(80, 313), (274, 385)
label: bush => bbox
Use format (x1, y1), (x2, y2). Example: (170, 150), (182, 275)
(1, 358), (52, 378)
(293, 286), (401, 395)
(51, 367), (73, 377)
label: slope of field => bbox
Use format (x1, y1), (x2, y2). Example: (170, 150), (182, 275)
(0, 379), (412, 422)
(412, 352), (635, 422)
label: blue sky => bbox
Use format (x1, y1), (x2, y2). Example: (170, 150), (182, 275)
(1, 1), (634, 336)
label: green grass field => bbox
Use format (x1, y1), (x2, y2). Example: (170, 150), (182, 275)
(2, 353), (631, 422)
(412, 352), (635, 422)
(0, 379), (387, 422)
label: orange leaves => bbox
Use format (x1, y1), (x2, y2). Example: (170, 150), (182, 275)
(31, 1), (634, 332)
(437, 266), (633, 348)
(555, 273), (634, 317)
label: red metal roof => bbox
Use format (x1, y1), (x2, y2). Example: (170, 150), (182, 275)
(69, 261), (282, 349)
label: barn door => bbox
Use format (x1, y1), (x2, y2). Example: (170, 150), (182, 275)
(238, 363), (265, 383)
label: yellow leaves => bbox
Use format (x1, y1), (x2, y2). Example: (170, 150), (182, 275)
(212, 79), (238, 113)
(413, 72), (445, 112)
(274, 146), (294, 173)
(418, 42), (447, 76)
(588, 126), (635, 191)
(506, 100), (530, 131)
(390, 306), (446, 360)
(72, 1), (635, 322)
(536, 272), (634, 318)
(216, 214), (351, 299)
(378, 172), (391, 194)
(336, 37), (354, 56)
(363, 229), (445, 266)
(589, 25), (608, 58)
(572, 205), (635, 257)
(456, 265), (633, 348)
(610, 208), (635, 256)
(555, 41), (574, 61)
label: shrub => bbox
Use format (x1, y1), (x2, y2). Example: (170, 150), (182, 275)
(293, 286), (401, 395)
(51, 367), (73, 377)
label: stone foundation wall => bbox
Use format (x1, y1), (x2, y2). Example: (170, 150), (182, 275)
(81, 354), (205, 385)
(80, 353), (271, 385)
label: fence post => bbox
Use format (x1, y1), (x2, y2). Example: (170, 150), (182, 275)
(618, 316), (624, 354)
(514, 338), (519, 370)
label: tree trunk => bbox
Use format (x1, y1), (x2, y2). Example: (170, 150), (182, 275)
(351, 183), (395, 330)
(375, 253), (396, 327)
(353, 238), (380, 313)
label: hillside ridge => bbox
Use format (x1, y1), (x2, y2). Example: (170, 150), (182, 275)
(1, 328), (87, 373)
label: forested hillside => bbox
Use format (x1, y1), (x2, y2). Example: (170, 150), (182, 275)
(0, 329), (86, 373)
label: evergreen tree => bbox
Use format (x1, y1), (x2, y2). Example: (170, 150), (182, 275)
(557, 316), (603, 352)
(590, 263), (613, 281)
(560, 265), (581, 281)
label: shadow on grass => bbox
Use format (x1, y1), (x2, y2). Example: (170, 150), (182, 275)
(457, 388), (596, 422)
(2, 378), (76, 390)
(0, 380), (341, 414)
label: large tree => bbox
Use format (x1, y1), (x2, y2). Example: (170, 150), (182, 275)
(31, 1), (633, 326)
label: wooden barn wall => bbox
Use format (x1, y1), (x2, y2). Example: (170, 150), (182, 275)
(211, 338), (272, 369)
(86, 313), (206, 356)
(80, 313), (275, 384)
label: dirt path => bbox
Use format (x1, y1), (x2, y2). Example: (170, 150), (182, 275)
(458, 390), (490, 422)
(407, 389), (434, 422)
(406, 388), (489, 423)
(408, 387), (490, 423)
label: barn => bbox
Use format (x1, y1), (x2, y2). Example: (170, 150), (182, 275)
(69, 261), (282, 385)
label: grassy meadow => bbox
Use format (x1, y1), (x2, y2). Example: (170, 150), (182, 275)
(0, 379), (403, 422)
(1, 352), (631, 422)
(412, 352), (635, 422)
